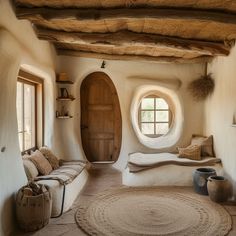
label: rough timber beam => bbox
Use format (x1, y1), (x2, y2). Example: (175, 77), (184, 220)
(15, 8), (236, 42)
(35, 28), (230, 58)
(14, 0), (236, 14)
(57, 49), (213, 64)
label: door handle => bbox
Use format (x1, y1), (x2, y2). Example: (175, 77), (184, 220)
(81, 125), (88, 129)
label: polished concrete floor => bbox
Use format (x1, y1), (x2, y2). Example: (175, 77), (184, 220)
(15, 164), (236, 236)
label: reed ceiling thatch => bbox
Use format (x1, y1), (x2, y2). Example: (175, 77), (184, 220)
(13, 0), (236, 63)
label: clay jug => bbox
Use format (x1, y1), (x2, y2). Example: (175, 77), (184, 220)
(207, 176), (232, 202)
(193, 168), (216, 195)
(60, 88), (69, 98)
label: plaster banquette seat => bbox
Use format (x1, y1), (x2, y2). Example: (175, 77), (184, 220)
(123, 135), (223, 187)
(122, 152), (223, 187)
(22, 147), (89, 217)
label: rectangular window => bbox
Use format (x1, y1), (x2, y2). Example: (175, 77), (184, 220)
(17, 70), (44, 152)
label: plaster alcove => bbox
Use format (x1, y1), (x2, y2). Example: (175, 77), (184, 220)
(204, 44), (236, 193)
(130, 84), (184, 149)
(56, 56), (205, 170)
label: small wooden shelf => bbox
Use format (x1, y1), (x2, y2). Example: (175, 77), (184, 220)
(56, 116), (73, 119)
(56, 80), (74, 84)
(56, 97), (75, 101)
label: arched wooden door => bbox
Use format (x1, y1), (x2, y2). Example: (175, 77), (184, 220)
(80, 72), (122, 162)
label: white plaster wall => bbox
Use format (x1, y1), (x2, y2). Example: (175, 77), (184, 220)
(56, 57), (205, 170)
(204, 45), (236, 192)
(0, 1), (56, 235)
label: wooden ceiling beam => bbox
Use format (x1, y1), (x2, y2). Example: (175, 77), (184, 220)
(15, 8), (236, 42)
(54, 41), (202, 59)
(14, 0), (236, 14)
(57, 49), (213, 64)
(35, 27), (230, 57)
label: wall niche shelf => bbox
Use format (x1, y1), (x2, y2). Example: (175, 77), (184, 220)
(56, 97), (75, 101)
(56, 74), (75, 119)
(232, 124), (236, 127)
(56, 80), (74, 84)
(56, 115), (73, 119)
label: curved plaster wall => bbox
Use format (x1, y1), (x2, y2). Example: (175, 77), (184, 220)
(204, 45), (236, 192)
(0, 1), (56, 235)
(130, 85), (184, 149)
(56, 56), (205, 171)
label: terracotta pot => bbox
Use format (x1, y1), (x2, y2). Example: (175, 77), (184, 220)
(207, 176), (232, 203)
(193, 168), (216, 195)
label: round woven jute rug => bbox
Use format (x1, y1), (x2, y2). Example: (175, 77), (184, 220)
(75, 187), (232, 236)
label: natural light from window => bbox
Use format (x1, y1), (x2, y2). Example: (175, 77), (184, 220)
(16, 81), (36, 152)
(139, 96), (171, 137)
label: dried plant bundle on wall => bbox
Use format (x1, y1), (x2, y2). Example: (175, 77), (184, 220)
(188, 74), (215, 101)
(125, 0), (136, 7)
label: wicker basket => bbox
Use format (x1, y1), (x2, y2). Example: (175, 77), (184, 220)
(16, 184), (52, 232)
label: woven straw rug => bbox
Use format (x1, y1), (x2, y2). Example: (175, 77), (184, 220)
(75, 187), (232, 236)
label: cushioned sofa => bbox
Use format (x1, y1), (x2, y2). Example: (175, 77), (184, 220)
(22, 147), (89, 217)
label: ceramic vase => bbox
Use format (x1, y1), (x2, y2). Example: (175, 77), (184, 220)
(193, 168), (216, 195)
(207, 176), (232, 202)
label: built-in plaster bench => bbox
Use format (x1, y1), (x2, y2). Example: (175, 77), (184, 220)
(122, 152), (223, 187)
(22, 148), (89, 217)
(35, 160), (89, 217)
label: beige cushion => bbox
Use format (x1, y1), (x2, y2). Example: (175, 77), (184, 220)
(178, 145), (201, 160)
(22, 155), (39, 180)
(191, 135), (214, 157)
(36, 168), (88, 217)
(29, 150), (52, 175)
(39, 147), (60, 170)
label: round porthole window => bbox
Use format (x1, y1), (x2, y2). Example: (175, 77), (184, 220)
(131, 85), (184, 149)
(139, 95), (172, 138)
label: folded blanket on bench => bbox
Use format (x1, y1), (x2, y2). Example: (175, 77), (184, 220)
(35, 161), (87, 185)
(128, 153), (221, 173)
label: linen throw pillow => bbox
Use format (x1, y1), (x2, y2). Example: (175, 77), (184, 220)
(29, 150), (52, 175)
(39, 146), (60, 170)
(178, 145), (201, 160)
(22, 155), (39, 180)
(191, 135), (214, 157)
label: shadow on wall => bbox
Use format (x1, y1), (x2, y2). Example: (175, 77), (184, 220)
(223, 171), (236, 199)
(1, 194), (16, 235)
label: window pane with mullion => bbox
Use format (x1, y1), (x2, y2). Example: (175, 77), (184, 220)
(141, 98), (154, 110)
(156, 98), (168, 109)
(141, 123), (154, 135)
(24, 84), (35, 150)
(139, 95), (171, 137)
(141, 110), (154, 122)
(156, 123), (169, 135)
(16, 82), (23, 132)
(156, 111), (169, 122)
(17, 82), (24, 151)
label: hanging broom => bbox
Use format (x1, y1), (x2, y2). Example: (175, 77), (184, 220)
(188, 63), (215, 101)
(125, 0), (136, 7)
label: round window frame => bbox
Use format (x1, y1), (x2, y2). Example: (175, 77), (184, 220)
(130, 85), (184, 149)
(138, 94), (173, 138)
